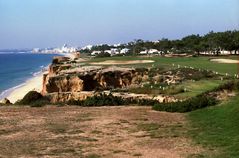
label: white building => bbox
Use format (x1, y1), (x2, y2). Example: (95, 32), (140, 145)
(120, 48), (129, 54)
(32, 44), (77, 54)
(148, 49), (159, 54)
(139, 50), (148, 55)
(139, 49), (161, 55)
(220, 50), (231, 55)
(32, 48), (40, 53)
(91, 51), (101, 56)
(111, 48), (120, 55)
(58, 44), (76, 53)
(82, 45), (93, 50)
(104, 50), (112, 55)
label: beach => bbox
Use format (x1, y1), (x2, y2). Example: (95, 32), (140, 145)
(6, 73), (44, 103)
(0, 52), (75, 104)
(0, 53), (57, 104)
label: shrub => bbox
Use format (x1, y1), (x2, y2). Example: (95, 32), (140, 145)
(17, 91), (43, 105)
(68, 93), (124, 106)
(213, 80), (239, 92)
(136, 98), (159, 106)
(95, 52), (111, 58)
(16, 91), (49, 106)
(170, 68), (216, 81)
(152, 95), (217, 113)
(67, 93), (158, 107)
(30, 100), (50, 107)
(153, 80), (239, 113)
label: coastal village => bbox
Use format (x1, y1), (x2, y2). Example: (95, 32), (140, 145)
(32, 43), (237, 57)
(1, 0), (239, 157)
(0, 30), (239, 158)
(2, 30), (239, 106)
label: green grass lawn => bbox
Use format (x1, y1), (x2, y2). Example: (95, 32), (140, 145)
(87, 55), (239, 75)
(86, 55), (239, 157)
(152, 56), (238, 75)
(188, 95), (239, 158)
(121, 79), (224, 99)
(175, 80), (225, 99)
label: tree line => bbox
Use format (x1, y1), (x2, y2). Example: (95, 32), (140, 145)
(80, 30), (239, 55)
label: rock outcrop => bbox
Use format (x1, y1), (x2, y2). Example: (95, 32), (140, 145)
(42, 66), (142, 95)
(42, 56), (218, 103)
(0, 98), (12, 105)
(46, 91), (177, 103)
(46, 92), (94, 103)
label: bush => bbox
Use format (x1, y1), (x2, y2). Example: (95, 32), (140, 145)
(152, 95), (217, 113)
(68, 93), (124, 106)
(16, 91), (49, 106)
(30, 100), (50, 107)
(136, 98), (159, 106)
(67, 93), (159, 107)
(95, 52), (111, 58)
(213, 80), (239, 92)
(17, 91), (43, 105)
(152, 80), (239, 113)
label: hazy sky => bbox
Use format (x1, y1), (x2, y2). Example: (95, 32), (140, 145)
(0, 0), (238, 49)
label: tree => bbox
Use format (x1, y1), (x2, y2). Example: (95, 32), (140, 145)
(158, 38), (172, 53)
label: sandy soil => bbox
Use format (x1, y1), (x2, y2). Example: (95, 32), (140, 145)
(90, 60), (155, 65)
(6, 73), (43, 104)
(0, 106), (203, 158)
(210, 58), (239, 64)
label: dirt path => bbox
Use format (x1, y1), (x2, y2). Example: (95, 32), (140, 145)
(0, 106), (203, 158)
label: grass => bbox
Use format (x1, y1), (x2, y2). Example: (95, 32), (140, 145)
(85, 153), (101, 158)
(76, 113), (93, 122)
(78, 136), (98, 142)
(113, 150), (126, 154)
(47, 123), (68, 134)
(175, 79), (225, 98)
(124, 84), (184, 96)
(91, 130), (102, 134)
(137, 122), (185, 138)
(137, 123), (161, 131)
(133, 153), (143, 157)
(87, 55), (238, 75)
(188, 95), (239, 157)
(153, 56), (238, 75)
(118, 79), (224, 99)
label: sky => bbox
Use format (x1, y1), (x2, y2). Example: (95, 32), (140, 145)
(0, 0), (238, 49)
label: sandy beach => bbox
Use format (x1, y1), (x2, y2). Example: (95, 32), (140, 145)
(6, 73), (44, 104)
(1, 53), (74, 104)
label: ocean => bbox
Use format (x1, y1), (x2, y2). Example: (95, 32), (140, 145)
(0, 52), (56, 100)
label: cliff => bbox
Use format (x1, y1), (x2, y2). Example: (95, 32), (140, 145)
(42, 56), (216, 103)
(42, 65), (148, 95)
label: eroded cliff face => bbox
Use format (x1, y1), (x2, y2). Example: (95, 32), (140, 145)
(42, 56), (216, 103)
(42, 56), (152, 95)
(42, 66), (146, 95)
(42, 56), (196, 96)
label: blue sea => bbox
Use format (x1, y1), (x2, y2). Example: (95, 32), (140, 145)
(0, 52), (56, 99)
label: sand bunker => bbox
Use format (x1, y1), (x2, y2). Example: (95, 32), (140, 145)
(90, 60), (155, 65)
(210, 59), (239, 64)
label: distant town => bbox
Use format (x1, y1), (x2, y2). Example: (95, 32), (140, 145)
(31, 30), (239, 57)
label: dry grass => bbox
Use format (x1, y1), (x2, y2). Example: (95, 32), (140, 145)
(0, 106), (203, 158)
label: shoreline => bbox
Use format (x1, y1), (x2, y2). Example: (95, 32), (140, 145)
(0, 53), (73, 104)
(5, 72), (44, 104)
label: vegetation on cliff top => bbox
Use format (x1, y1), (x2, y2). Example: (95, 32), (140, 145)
(153, 80), (239, 112)
(81, 30), (239, 55)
